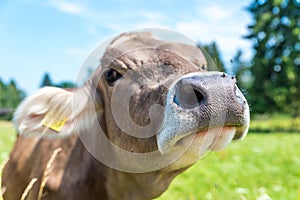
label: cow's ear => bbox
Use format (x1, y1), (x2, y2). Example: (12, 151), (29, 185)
(13, 86), (96, 137)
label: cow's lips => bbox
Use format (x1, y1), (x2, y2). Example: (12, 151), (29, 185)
(161, 126), (239, 170)
(175, 126), (239, 152)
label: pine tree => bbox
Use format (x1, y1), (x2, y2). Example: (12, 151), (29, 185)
(245, 0), (300, 115)
(40, 73), (53, 88)
(0, 78), (25, 120)
(230, 49), (252, 90)
(56, 81), (75, 88)
(202, 42), (225, 72)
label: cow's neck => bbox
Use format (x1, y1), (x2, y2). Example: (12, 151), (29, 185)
(104, 168), (185, 200)
(81, 133), (186, 200)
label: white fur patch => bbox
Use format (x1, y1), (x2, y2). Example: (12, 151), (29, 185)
(13, 87), (94, 137)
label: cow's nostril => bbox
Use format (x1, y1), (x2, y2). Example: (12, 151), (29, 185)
(194, 88), (205, 105)
(173, 84), (205, 109)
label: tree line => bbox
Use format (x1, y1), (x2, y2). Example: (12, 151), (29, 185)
(0, 73), (75, 120)
(0, 79), (25, 120)
(0, 0), (299, 120)
(39, 73), (75, 88)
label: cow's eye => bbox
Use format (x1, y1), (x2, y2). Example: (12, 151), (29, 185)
(105, 69), (122, 86)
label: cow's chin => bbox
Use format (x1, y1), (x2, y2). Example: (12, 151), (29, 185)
(164, 126), (236, 171)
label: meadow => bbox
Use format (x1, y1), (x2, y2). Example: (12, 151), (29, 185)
(157, 133), (300, 200)
(0, 120), (300, 200)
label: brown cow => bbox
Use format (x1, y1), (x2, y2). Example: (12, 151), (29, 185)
(1, 31), (250, 200)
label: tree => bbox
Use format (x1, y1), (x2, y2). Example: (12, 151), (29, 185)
(0, 78), (6, 108)
(230, 49), (252, 90)
(39, 73), (75, 89)
(40, 73), (53, 88)
(6, 80), (19, 108)
(201, 42), (226, 72)
(245, 0), (300, 115)
(0, 78), (26, 120)
(55, 81), (75, 88)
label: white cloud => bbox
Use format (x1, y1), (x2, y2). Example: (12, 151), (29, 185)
(46, 0), (85, 15)
(98, 11), (170, 33)
(138, 11), (167, 22)
(189, 3), (251, 65)
(175, 21), (208, 41)
(175, 19), (253, 65)
(198, 5), (232, 22)
(132, 22), (171, 31)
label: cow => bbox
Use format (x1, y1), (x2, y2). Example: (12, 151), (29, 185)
(1, 31), (250, 200)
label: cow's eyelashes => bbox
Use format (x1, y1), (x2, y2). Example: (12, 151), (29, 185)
(105, 69), (123, 86)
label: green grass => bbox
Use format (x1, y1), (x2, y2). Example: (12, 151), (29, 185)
(0, 121), (15, 164)
(250, 115), (300, 133)
(0, 121), (16, 200)
(0, 121), (300, 200)
(156, 133), (300, 200)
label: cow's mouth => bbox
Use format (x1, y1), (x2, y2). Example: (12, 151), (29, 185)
(174, 125), (245, 153)
(157, 122), (249, 155)
(159, 125), (246, 171)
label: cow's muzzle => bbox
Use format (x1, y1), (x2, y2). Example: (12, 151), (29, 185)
(157, 72), (250, 154)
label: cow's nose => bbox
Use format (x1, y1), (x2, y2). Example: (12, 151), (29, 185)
(171, 72), (248, 128)
(173, 78), (206, 109)
(157, 72), (250, 153)
(172, 72), (246, 111)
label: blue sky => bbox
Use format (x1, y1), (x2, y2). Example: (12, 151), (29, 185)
(0, 0), (253, 95)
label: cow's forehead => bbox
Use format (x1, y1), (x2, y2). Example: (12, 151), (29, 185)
(101, 32), (207, 70)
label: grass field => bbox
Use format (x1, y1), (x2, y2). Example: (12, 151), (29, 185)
(0, 121), (16, 200)
(157, 133), (300, 200)
(0, 121), (15, 166)
(0, 121), (300, 200)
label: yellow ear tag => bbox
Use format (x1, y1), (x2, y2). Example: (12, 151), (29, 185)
(42, 113), (67, 132)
